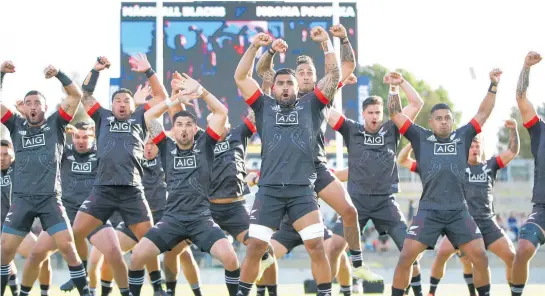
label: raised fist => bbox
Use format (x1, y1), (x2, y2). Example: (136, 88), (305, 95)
(344, 73), (358, 85)
(489, 68), (502, 84)
(43, 65), (59, 79)
(251, 33), (272, 48)
(383, 72), (405, 86)
(129, 53), (151, 73)
(310, 26), (330, 42)
(94, 56), (111, 71)
(329, 24), (347, 39)
(271, 39), (288, 53)
(1, 61), (15, 74)
(504, 119), (517, 130)
(524, 51), (542, 67)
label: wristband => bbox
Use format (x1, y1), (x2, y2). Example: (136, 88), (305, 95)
(165, 97), (180, 108)
(488, 82), (498, 94)
(321, 39), (335, 55)
(341, 37), (349, 44)
(82, 69), (100, 93)
(55, 71), (73, 87)
(145, 68), (155, 78)
(389, 85), (400, 95)
(268, 48), (276, 55)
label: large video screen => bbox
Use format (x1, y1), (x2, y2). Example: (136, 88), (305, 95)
(121, 2), (358, 139)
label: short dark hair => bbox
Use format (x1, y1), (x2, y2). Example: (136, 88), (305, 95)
(74, 121), (95, 131)
(430, 103), (451, 114)
(361, 96), (383, 111)
(273, 68), (297, 82)
(111, 88), (133, 101)
(0, 140), (13, 149)
(23, 90), (46, 103)
(296, 55), (315, 66)
(172, 110), (197, 124)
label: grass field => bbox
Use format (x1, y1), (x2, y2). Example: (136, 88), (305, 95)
(11, 284), (545, 295)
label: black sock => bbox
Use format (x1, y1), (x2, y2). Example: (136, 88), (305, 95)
(149, 270), (163, 292)
(1, 264), (11, 296)
(410, 274), (423, 296)
(317, 283), (332, 296)
(9, 274), (19, 296)
(511, 283), (525, 296)
(68, 263), (90, 295)
(225, 269), (240, 296)
(166, 281), (176, 296)
(392, 287), (406, 296)
(463, 273), (476, 296)
(476, 284), (490, 296)
(40, 284), (50, 296)
(340, 285), (352, 296)
(429, 276), (441, 295)
(119, 287), (131, 296)
(237, 281), (253, 296)
(101, 280), (113, 296)
(267, 284), (277, 296)
(20, 285), (32, 295)
(256, 285), (266, 296)
(128, 269), (145, 296)
(349, 249), (363, 268)
(190, 283), (202, 296)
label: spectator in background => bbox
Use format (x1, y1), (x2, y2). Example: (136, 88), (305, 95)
(508, 212), (519, 241)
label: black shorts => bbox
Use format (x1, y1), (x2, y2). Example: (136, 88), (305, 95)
(210, 200), (250, 239)
(65, 205), (112, 240)
(249, 191), (319, 230)
(334, 195), (407, 249)
(116, 210), (164, 243)
(474, 218), (506, 249)
(272, 218), (332, 253)
(314, 162), (336, 194)
(2, 195), (70, 237)
(79, 185), (151, 226)
(145, 214), (226, 254)
(525, 204), (545, 231)
(407, 209), (482, 249)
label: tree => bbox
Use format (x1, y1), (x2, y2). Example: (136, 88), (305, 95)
(497, 102), (545, 159)
(358, 64), (461, 147)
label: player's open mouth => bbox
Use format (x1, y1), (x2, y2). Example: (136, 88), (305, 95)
(282, 93), (289, 98)
(30, 111), (37, 118)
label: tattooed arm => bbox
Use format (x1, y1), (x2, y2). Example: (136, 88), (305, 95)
(81, 57), (110, 111)
(256, 46), (276, 96)
(330, 24), (356, 82)
(387, 85), (410, 129)
(516, 51), (541, 123)
(497, 119), (520, 166)
(312, 26), (340, 102)
(44, 66), (83, 118)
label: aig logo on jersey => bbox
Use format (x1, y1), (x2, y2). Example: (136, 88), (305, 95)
(214, 141), (230, 154)
(72, 162), (92, 173)
(466, 166), (490, 183)
(276, 111), (298, 125)
(433, 142), (457, 155)
(110, 121), (132, 133)
(0, 175), (11, 187)
(22, 134), (45, 148)
(364, 134), (384, 146)
(174, 155), (196, 169)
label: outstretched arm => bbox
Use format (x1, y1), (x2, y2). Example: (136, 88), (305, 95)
(81, 56), (110, 112)
(473, 68), (502, 128)
(516, 51), (541, 124)
(43, 65), (82, 118)
(387, 84), (411, 130)
(330, 24), (356, 82)
(234, 33), (272, 100)
(129, 53), (167, 108)
(312, 26), (340, 102)
(0, 61), (16, 120)
(497, 119), (520, 167)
